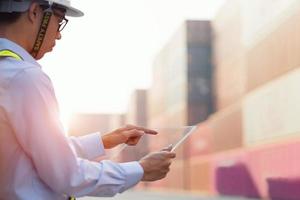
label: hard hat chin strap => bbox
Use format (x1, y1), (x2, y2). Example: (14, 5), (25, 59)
(31, 7), (53, 58)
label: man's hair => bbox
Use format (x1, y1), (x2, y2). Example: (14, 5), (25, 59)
(0, 0), (31, 25)
(0, 12), (22, 25)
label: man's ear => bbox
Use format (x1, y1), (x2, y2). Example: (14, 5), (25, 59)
(27, 2), (41, 23)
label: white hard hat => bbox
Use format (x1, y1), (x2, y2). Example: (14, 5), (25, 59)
(0, 0), (84, 17)
(47, 0), (83, 17)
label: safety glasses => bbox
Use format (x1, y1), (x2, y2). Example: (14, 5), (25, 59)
(53, 12), (68, 32)
(40, 3), (68, 32)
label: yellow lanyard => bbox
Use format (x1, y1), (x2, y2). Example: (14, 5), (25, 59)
(0, 49), (23, 61)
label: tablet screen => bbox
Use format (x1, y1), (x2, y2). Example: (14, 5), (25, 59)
(109, 126), (197, 161)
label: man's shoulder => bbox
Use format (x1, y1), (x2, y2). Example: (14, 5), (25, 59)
(0, 59), (51, 91)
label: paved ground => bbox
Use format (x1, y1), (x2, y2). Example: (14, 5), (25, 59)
(79, 190), (260, 200)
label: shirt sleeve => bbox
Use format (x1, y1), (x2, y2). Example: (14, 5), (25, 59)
(68, 132), (106, 160)
(7, 68), (144, 197)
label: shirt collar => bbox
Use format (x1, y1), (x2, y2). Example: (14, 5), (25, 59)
(0, 38), (41, 68)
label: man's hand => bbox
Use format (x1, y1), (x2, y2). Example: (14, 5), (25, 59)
(102, 124), (158, 149)
(139, 145), (176, 182)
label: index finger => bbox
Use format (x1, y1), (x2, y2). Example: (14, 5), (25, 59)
(121, 125), (158, 135)
(139, 127), (158, 135)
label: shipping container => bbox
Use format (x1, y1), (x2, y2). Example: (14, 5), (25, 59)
(243, 68), (300, 145)
(185, 121), (213, 158)
(212, 0), (246, 110)
(210, 103), (243, 152)
(246, 6), (300, 92)
(188, 156), (214, 194)
(126, 89), (148, 126)
(148, 21), (213, 128)
(211, 138), (300, 199)
(213, 55), (247, 110)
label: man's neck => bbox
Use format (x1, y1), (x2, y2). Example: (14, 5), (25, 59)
(0, 23), (32, 53)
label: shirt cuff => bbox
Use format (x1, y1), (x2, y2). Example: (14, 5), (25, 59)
(119, 161), (144, 192)
(76, 132), (105, 160)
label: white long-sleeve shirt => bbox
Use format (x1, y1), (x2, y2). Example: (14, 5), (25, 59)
(0, 38), (143, 200)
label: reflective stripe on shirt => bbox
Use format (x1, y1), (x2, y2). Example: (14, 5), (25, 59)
(0, 49), (23, 61)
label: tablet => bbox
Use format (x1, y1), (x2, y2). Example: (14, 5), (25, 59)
(110, 126), (197, 161)
(171, 126), (197, 152)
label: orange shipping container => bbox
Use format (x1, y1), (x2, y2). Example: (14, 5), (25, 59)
(185, 121), (213, 158)
(210, 103), (243, 152)
(246, 7), (300, 92)
(188, 156), (214, 194)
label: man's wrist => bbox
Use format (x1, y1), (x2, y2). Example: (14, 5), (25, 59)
(119, 161), (144, 191)
(102, 134), (109, 149)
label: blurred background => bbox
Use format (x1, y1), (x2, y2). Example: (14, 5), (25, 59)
(41, 0), (300, 199)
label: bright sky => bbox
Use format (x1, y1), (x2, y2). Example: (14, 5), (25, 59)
(39, 0), (225, 124)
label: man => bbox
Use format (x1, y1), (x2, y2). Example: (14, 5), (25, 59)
(0, 0), (176, 199)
